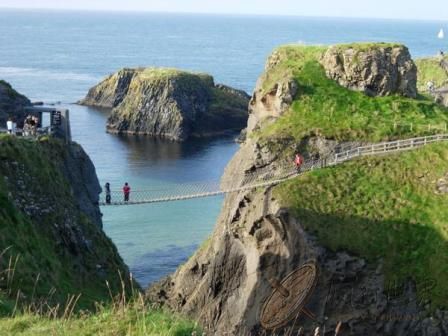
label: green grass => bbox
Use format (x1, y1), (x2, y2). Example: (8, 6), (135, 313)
(415, 56), (448, 92)
(256, 45), (448, 145)
(0, 301), (199, 336)
(275, 143), (448, 308)
(330, 42), (403, 52)
(0, 136), (131, 311)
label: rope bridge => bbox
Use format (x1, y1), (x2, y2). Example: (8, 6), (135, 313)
(99, 134), (448, 206)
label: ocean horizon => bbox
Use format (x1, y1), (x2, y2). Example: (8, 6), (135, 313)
(1, 9), (447, 287)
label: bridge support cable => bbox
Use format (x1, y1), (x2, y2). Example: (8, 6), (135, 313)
(99, 134), (448, 206)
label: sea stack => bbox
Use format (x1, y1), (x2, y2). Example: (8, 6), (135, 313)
(80, 68), (250, 141)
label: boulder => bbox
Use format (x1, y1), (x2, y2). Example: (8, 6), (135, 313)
(321, 43), (417, 98)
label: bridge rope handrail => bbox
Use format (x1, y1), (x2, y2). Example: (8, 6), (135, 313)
(99, 133), (448, 206)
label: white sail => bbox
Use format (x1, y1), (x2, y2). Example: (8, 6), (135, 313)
(438, 28), (445, 39)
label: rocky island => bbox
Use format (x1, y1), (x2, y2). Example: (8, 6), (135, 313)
(80, 68), (250, 141)
(148, 43), (448, 335)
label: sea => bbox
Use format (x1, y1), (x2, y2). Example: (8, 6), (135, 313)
(0, 9), (446, 287)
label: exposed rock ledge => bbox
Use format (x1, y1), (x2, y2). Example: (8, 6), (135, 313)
(79, 68), (250, 141)
(321, 43), (417, 98)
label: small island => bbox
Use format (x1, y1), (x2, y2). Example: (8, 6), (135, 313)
(79, 68), (250, 141)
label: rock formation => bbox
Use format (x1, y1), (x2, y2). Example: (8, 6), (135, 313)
(321, 43), (417, 98)
(148, 44), (447, 335)
(0, 135), (133, 307)
(0, 80), (31, 126)
(80, 68), (250, 141)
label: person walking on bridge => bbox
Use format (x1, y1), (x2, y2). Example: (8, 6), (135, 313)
(105, 182), (111, 204)
(123, 182), (131, 202)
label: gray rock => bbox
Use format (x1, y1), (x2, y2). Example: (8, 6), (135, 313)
(321, 44), (417, 98)
(80, 68), (250, 141)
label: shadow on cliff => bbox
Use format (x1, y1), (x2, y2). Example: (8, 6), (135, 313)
(240, 208), (448, 335)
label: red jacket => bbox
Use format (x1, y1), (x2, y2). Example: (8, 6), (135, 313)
(294, 155), (304, 166)
(123, 185), (131, 194)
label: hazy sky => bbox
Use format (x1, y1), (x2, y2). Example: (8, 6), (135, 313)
(0, 0), (447, 21)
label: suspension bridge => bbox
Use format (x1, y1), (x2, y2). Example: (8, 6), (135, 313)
(99, 133), (448, 206)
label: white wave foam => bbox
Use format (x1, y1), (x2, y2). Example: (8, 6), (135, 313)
(0, 67), (100, 82)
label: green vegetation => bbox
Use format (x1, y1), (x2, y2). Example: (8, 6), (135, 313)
(275, 143), (448, 308)
(0, 136), (199, 334)
(137, 67), (211, 83)
(0, 304), (199, 336)
(255, 44), (448, 308)
(330, 42), (403, 52)
(0, 136), (129, 310)
(256, 45), (448, 144)
(415, 56), (448, 92)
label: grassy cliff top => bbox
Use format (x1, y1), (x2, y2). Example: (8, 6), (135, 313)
(0, 136), (129, 312)
(329, 42), (405, 52)
(415, 56), (448, 92)
(256, 44), (448, 144)
(118, 67), (213, 84)
(275, 142), (448, 308)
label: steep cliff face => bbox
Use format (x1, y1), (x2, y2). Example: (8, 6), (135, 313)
(148, 43), (448, 335)
(79, 68), (137, 108)
(80, 68), (250, 141)
(321, 43), (417, 98)
(0, 80), (31, 126)
(0, 137), (132, 310)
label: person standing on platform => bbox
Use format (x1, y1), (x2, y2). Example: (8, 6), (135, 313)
(6, 117), (13, 134)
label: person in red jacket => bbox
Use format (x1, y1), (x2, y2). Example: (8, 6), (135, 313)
(294, 153), (304, 173)
(123, 182), (131, 202)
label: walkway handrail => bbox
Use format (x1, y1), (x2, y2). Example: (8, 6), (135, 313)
(334, 134), (448, 163)
(100, 133), (448, 206)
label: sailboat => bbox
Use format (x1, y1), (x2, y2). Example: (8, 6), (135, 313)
(438, 28), (445, 39)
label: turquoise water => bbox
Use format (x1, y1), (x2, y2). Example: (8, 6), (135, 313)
(0, 9), (446, 287)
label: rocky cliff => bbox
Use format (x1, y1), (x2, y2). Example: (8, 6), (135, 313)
(80, 68), (250, 141)
(0, 80), (31, 126)
(321, 43), (417, 98)
(0, 136), (132, 310)
(148, 43), (448, 335)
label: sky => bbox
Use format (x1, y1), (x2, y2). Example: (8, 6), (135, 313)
(0, 0), (447, 21)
